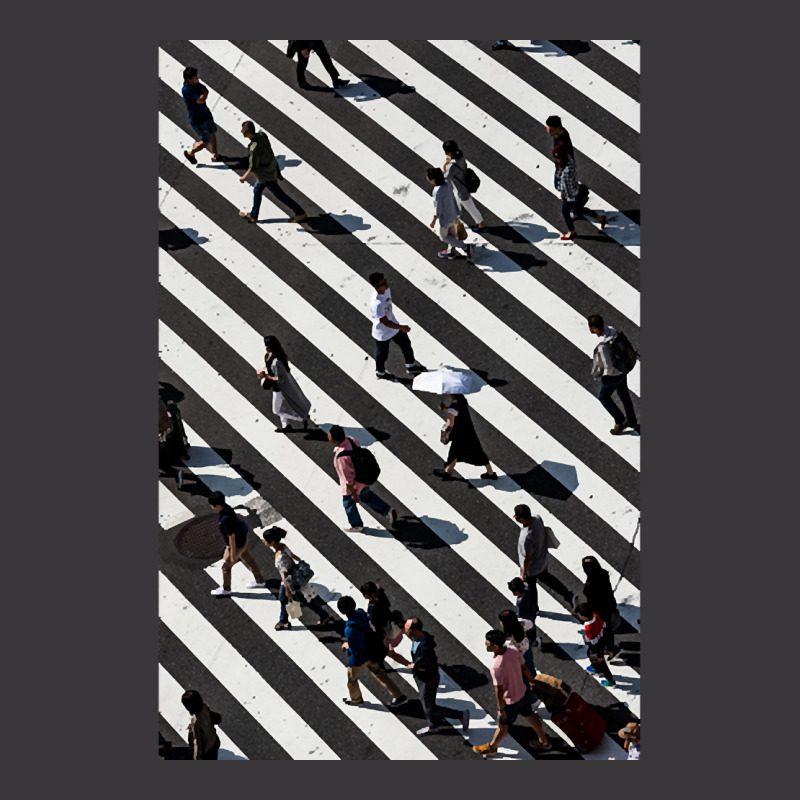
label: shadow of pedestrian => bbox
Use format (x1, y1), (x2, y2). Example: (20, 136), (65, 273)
(507, 463), (576, 502)
(349, 74), (416, 101)
(441, 663), (490, 691)
(470, 368), (508, 389)
(159, 226), (198, 251)
(276, 155), (301, 170)
(549, 40), (591, 56)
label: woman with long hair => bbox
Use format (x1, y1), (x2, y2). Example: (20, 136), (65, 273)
(433, 393), (497, 481)
(257, 335), (312, 433)
(262, 527), (333, 631)
(581, 555), (622, 661)
(498, 608), (537, 684)
(360, 581), (410, 666)
(442, 139), (486, 232)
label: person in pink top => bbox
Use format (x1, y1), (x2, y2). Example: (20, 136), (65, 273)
(328, 425), (397, 533)
(473, 629), (552, 757)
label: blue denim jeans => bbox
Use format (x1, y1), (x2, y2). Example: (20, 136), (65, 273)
(251, 180), (305, 220)
(342, 486), (390, 527)
(278, 582), (329, 624)
(598, 374), (637, 426)
(561, 199), (577, 232)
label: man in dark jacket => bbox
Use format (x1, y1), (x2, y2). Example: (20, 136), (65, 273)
(404, 617), (470, 735)
(286, 40), (349, 90)
(337, 596), (407, 708)
(238, 120), (307, 224)
(208, 491), (266, 596)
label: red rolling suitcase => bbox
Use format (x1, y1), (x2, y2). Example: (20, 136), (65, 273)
(550, 692), (607, 753)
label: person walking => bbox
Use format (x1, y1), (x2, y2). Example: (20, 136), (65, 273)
(257, 334), (312, 432)
(261, 527), (333, 631)
(181, 67), (219, 165)
(337, 595), (408, 708)
(433, 393), (497, 481)
(286, 41), (349, 90)
(581, 556), (623, 662)
(554, 145), (606, 240)
(360, 581), (410, 666)
(473, 629), (551, 757)
(545, 115), (574, 161)
(442, 140), (486, 231)
(588, 313), (640, 435)
(180, 690), (222, 760)
(575, 602), (617, 687)
(238, 120), (307, 224)
(207, 491), (266, 597)
(404, 617), (470, 736)
(514, 504), (577, 612)
(498, 608), (537, 689)
(368, 272), (426, 382)
(328, 425), (397, 533)
(426, 167), (475, 262)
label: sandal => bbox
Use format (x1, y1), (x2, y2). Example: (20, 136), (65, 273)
(274, 622), (291, 631)
(529, 740), (552, 750)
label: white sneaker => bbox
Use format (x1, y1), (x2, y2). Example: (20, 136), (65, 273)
(342, 526), (364, 533)
(210, 587), (232, 596)
(246, 581), (267, 589)
(416, 726), (443, 736)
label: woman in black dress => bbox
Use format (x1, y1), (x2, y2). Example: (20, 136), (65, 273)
(433, 393), (497, 480)
(581, 556), (622, 661)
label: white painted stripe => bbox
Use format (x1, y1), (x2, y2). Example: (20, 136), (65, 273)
(159, 481), (194, 529)
(173, 43), (643, 405)
(156, 68), (641, 469)
(158, 663), (248, 760)
(266, 40), (640, 327)
(591, 40), (641, 74)
(175, 417), (626, 760)
(168, 438), (537, 760)
(156, 165), (641, 546)
(158, 322), (641, 718)
(158, 230), (641, 622)
(506, 40), (640, 131)
(426, 40), (640, 193)
(159, 572), (339, 759)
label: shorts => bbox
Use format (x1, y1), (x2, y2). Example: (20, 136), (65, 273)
(498, 693), (533, 728)
(190, 116), (218, 143)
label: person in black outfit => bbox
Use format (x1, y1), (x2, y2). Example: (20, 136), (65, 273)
(581, 556), (623, 661)
(360, 581), (410, 666)
(433, 393), (497, 481)
(286, 41), (349, 90)
(545, 115), (574, 161)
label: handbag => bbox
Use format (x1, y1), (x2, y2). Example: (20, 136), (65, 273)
(440, 424), (453, 445)
(454, 218), (468, 241)
(286, 600), (303, 619)
(287, 560), (314, 594)
(384, 619), (402, 641)
(545, 526), (560, 549)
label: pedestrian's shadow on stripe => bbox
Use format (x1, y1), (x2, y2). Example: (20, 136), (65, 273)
(275, 156), (301, 170)
(471, 369), (507, 389)
(348, 75), (416, 101)
(441, 664), (489, 691)
(303, 213), (371, 236)
(506, 465), (575, 502)
(159, 227), (208, 249)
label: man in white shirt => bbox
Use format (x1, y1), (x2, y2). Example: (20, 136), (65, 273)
(368, 272), (426, 381)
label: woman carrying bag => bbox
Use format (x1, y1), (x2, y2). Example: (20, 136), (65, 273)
(257, 335), (312, 433)
(360, 581), (410, 666)
(581, 555), (623, 662)
(262, 527), (333, 631)
(442, 139), (486, 232)
(433, 393), (497, 481)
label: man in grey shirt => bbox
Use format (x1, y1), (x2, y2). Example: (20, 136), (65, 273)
(426, 167), (475, 262)
(514, 504), (576, 614)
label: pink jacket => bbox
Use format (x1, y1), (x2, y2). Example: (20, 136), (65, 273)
(334, 437), (368, 496)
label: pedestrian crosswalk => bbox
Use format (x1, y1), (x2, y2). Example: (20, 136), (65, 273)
(158, 39), (640, 761)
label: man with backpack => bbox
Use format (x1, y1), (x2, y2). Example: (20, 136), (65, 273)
(588, 314), (640, 435)
(337, 595), (407, 708)
(328, 425), (397, 533)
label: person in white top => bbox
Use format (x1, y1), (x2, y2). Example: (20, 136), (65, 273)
(368, 272), (426, 381)
(261, 527), (333, 631)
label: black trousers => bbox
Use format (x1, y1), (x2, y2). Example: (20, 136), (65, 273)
(296, 41), (340, 85)
(525, 569), (572, 612)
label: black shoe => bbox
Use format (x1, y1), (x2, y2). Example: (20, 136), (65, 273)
(406, 362), (426, 374)
(343, 698), (363, 706)
(376, 371), (399, 382)
(275, 424), (291, 433)
(433, 468), (453, 481)
(492, 42), (513, 51)
(298, 81), (311, 90)
(389, 694), (408, 708)
(480, 472), (498, 480)
(628, 421), (640, 434)
(183, 150), (198, 165)
(333, 78), (350, 88)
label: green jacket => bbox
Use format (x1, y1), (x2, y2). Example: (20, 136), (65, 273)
(248, 131), (279, 183)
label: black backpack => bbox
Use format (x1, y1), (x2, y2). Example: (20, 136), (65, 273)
(336, 437), (381, 485)
(463, 167), (480, 194)
(353, 619), (389, 663)
(608, 331), (639, 374)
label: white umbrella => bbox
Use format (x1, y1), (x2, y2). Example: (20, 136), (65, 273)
(412, 368), (473, 395)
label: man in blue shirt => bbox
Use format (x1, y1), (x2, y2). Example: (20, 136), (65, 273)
(337, 596), (407, 708)
(182, 66), (219, 165)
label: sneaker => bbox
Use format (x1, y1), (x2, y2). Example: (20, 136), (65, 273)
(238, 210), (256, 223)
(462, 708), (471, 732)
(466, 243), (476, 263)
(246, 581), (267, 589)
(176, 469), (183, 489)
(416, 726), (443, 736)
(385, 508), (398, 528)
(627, 420), (640, 434)
(437, 249), (454, 259)
(342, 526), (364, 533)
(376, 371), (399, 382)
(586, 665), (598, 674)
(610, 422), (627, 435)
(343, 698), (363, 706)
(601, 679), (616, 687)
(333, 78), (350, 88)
(183, 150), (198, 165)
(473, 742), (498, 755)
(288, 213), (308, 224)
(389, 694), (408, 708)
(405, 362), (426, 374)
(210, 587), (232, 597)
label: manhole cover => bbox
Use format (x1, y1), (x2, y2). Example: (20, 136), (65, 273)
(175, 514), (226, 559)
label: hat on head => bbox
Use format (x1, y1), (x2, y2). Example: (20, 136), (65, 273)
(618, 722), (640, 739)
